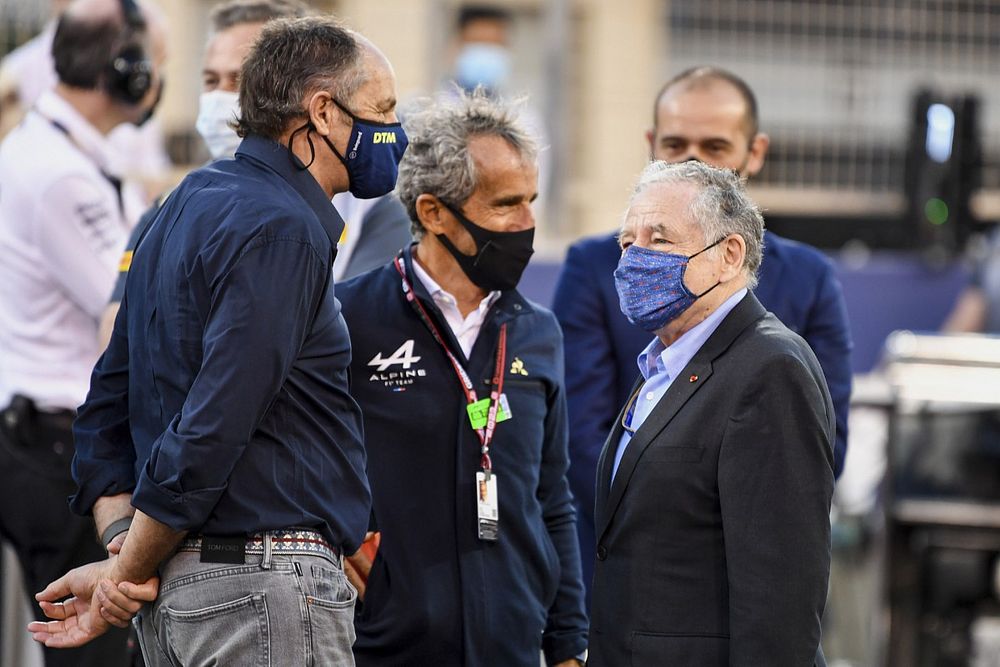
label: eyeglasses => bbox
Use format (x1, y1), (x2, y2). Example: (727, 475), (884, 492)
(620, 385), (643, 435)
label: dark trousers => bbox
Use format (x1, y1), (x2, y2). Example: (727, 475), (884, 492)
(0, 400), (135, 667)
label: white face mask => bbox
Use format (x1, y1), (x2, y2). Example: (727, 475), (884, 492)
(195, 90), (241, 160)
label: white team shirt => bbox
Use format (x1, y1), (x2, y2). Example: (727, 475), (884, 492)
(0, 22), (170, 185)
(0, 90), (143, 410)
(411, 258), (500, 358)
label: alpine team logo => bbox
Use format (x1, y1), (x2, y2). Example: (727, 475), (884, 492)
(368, 340), (427, 388)
(368, 339), (421, 371)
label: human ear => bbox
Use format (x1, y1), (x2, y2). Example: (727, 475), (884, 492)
(720, 234), (747, 282)
(744, 133), (769, 177)
(306, 91), (336, 136)
(415, 194), (447, 235)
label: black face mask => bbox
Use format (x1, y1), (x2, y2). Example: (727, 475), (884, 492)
(436, 201), (535, 292)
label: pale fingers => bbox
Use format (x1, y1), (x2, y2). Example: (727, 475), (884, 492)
(38, 599), (74, 621)
(34, 574), (72, 603)
(106, 532), (127, 555)
(96, 581), (139, 624)
(117, 576), (159, 602)
(28, 619), (65, 637)
(342, 559), (367, 601)
(98, 605), (130, 628)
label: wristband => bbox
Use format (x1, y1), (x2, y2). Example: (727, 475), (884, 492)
(101, 516), (133, 548)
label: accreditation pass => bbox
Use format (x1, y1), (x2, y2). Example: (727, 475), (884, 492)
(476, 470), (499, 541)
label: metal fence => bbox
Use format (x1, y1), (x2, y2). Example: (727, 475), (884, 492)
(666, 0), (1000, 196)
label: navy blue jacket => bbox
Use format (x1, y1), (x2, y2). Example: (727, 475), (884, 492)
(70, 136), (370, 554)
(340, 247), (588, 666)
(553, 229), (851, 602)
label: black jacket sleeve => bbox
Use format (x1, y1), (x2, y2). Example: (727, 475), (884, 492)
(717, 353), (834, 666)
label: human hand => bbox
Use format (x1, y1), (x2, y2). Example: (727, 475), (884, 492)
(343, 531), (380, 601)
(27, 559), (159, 648)
(106, 530), (128, 555)
(95, 576), (159, 626)
(28, 560), (115, 648)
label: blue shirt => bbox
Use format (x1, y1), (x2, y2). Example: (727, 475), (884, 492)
(612, 288), (747, 481)
(70, 136), (371, 554)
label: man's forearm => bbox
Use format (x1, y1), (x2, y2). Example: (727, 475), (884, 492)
(93, 493), (136, 541)
(111, 511), (186, 584)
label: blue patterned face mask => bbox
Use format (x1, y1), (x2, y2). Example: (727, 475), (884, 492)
(614, 239), (724, 332)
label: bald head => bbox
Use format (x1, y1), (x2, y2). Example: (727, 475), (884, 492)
(647, 66), (769, 179)
(62, 0), (123, 24)
(653, 67), (759, 138)
(54, 0), (167, 95)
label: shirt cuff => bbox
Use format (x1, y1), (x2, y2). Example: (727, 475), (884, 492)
(69, 461), (136, 516)
(131, 462), (227, 532)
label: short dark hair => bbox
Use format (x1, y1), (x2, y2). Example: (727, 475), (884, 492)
(236, 16), (364, 140)
(209, 0), (310, 33)
(653, 66), (760, 139)
(457, 4), (511, 31)
(52, 5), (143, 90)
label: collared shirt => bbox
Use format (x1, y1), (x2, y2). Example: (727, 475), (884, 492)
(611, 288), (748, 481)
(0, 90), (143, 410)
(411, 258), (501, 358)
(0, 24), (169, 183)
(70, 135), (370, 553)
(340, 245), (588, 665)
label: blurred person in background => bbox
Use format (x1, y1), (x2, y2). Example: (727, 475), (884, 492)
(447, 4), (549, 219)
(587, 160), (834, 667)
(0, 1), (166, 665)
(942, 232), (1000, 333)
(100, 0), (311, 345)
(101, 0), (412, 346)
(193, 0), (412, 281)
(553, 67), (853, 603)
(0, 0), (170, 201)
(339, 90), (588, 667)
(29, 16), (402, 663)
(451, 4), (511, 97)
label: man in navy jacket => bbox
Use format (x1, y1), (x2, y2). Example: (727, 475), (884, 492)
(339, 91), (588, 666)
(553, 67), (852, 603)
(31, 19), (399, 662)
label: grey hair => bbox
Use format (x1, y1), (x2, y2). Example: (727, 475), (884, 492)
(396, 88), (538, 239)
(235, 17), (366, 140)
(629, 160), (764, 288)
(209, 0), (310, 34)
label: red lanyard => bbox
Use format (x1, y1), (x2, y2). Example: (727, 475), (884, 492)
(394, 256), (507, 471)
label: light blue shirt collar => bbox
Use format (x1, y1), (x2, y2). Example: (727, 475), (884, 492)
(635, 288), (749, 384)
(612, 288), (748, 482)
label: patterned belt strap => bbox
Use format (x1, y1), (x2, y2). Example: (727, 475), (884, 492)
(179, 528), (340, 560)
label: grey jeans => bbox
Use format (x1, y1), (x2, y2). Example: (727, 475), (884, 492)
(134, 536), (356, 666)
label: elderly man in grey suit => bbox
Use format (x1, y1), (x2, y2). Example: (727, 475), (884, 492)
(588, 160), (834, 667)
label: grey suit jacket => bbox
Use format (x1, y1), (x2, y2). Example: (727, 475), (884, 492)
(588, 292), (834, 667)
(338, 195), (413, 281)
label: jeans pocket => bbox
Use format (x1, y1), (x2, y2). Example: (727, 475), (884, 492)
(161, 593), (270, 667)
(305, 563), (357, 666)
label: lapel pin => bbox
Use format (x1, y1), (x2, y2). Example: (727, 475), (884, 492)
(689, 374), (699, 383)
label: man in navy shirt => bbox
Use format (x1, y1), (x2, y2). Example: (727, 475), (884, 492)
(553, 67), (852, 602)
(28, 17), (407, 665)
(339, 91), (588, 666)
